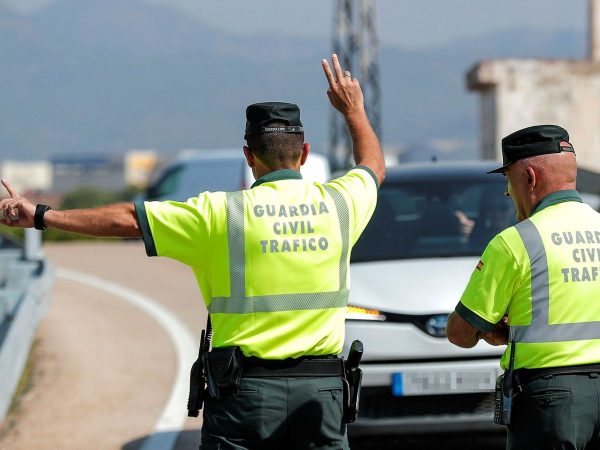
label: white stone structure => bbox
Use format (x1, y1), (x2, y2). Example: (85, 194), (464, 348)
(467, 0), (600, 173)
(0, 161), (53, 193)
(125, 150), (158, 188)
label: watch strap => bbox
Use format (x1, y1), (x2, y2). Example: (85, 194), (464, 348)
(34, 204), (52, 231)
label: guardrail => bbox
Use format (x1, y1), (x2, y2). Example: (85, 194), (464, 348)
(0, 230), (54, 424)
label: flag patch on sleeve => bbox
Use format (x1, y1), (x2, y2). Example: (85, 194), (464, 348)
(476, 260), (484, 271)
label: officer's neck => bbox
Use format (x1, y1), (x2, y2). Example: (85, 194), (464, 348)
(253, 160), (301, 181)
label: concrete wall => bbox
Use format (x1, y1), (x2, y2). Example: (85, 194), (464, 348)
(467, 59), (600, 173)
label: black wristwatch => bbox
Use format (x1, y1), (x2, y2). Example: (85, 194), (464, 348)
(34, 204), (52, 231)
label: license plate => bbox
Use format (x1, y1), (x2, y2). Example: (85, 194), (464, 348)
(392, 369), (497, 396)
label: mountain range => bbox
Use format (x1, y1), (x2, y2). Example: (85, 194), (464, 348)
(0, 0), (586, 160)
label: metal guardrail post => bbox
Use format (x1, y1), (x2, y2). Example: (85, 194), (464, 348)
(24, 228), (44, 261)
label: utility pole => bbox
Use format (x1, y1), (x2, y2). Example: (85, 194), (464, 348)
(589, 0), (600, 61)
(330, 0), (382, 170)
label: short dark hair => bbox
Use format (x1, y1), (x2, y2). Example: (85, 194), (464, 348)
(245, 121), (304, 169)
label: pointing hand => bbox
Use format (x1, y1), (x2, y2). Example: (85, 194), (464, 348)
(0, 180), (36, 228)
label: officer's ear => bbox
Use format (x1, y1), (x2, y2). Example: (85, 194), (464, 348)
(300, 143), (310, 167)
(243, 146), (255, 168)
(526, 166), (537, 192)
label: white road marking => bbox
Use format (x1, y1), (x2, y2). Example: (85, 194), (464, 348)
(56, 268), (199, 450)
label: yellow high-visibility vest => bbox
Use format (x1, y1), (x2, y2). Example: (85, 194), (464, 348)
(459, 190), (600, 369)
(136, 167), (378, 359)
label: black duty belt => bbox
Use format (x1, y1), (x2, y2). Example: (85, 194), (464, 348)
(516, 363), (600, 384)
(241, 355), (343, 378)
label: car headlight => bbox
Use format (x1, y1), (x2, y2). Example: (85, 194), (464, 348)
(346, 305), (386, 321)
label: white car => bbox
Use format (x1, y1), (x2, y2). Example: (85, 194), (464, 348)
(344, 161), (516, 435)
(143, 148), (331, 201)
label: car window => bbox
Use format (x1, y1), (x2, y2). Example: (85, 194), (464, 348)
(146, 158), (247, 201)
(351, 179), (516, 262)
(146, 165), (184, 200)
(179, 159), (246, 195)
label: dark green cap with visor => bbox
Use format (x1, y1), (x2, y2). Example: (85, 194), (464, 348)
(244, 102), (304, 139)
(487, 124), (575, 174)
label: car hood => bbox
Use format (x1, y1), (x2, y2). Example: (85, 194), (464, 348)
(348, 256), (479, 315)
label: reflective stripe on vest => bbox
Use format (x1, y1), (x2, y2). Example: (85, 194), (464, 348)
(208, 190), (350, 314)
(511, 219), (600, 343)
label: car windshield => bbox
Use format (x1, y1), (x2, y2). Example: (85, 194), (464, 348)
(147, 158), (246, 200)
(351, 178), (516, 262)
(179, 159), (246, 194)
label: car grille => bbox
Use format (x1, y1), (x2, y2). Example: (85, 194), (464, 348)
(360, 387), (495, 419)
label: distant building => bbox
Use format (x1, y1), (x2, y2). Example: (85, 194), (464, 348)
(51, 154), (124, 193)
(467, 0), (600, 173)
(125, 150), (158, 188)
(0, 161), (53, 193)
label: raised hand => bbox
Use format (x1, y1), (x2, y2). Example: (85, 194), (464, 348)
(321, 54), (365, 117)
(0, 180), (36, 228)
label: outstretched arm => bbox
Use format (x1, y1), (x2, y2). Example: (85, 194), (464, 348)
(0, 180), (141, 238)
(321, 54), (385, 185)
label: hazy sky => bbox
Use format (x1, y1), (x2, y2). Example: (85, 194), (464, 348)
(4, 0), (589, 49)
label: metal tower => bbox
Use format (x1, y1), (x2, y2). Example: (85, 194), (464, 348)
(330, 0), (382, 169)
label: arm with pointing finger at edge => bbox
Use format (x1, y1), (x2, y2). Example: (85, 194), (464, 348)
(321, 54), (385, 185)
(0, 179), (141, 238)
(0, 180), (35, 228)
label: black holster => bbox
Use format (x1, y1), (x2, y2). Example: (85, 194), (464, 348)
(342, 340), (364, 423)
(493, 339), (517, 426)
(203, 346), (243, 399)
(187, 317), (212, 418)
(187, 357), (206, 417)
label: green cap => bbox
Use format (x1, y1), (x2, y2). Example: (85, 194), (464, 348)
(244, 102), (303, 139)
(488, 125), (575, 174)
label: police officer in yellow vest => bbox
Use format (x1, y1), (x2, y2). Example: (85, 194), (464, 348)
(446, 124), (600, 449)
(0, 54), (385, 450)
